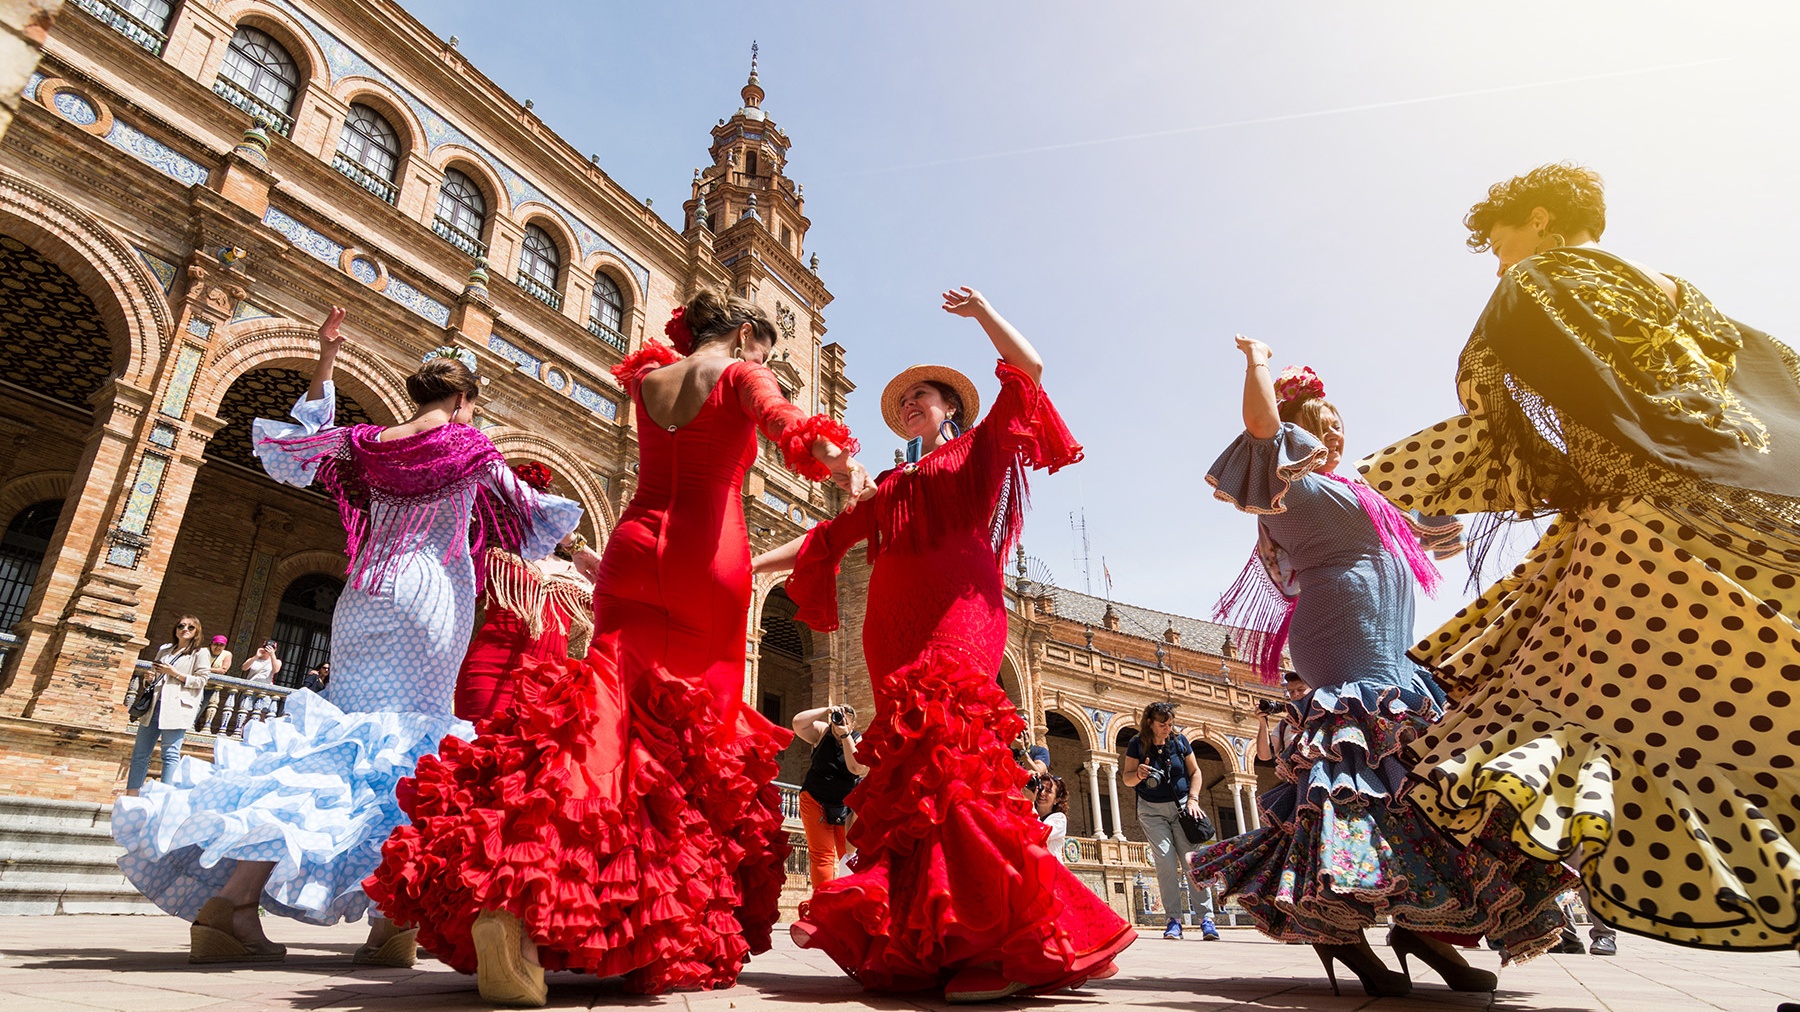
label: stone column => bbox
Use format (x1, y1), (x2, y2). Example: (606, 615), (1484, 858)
(1085, 761), (1103, 838)
(1231, 782), (1247, 836)
(1106, 762), (1127, 840)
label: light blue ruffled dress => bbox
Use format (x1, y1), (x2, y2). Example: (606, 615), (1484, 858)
(112, 383), (581, 925)
(1189, 423), (1572, 954)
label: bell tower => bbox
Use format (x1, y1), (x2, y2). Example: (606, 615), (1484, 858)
(684, 42), (813, 260)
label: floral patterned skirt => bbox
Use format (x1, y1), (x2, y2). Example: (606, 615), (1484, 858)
(1189, 675), (1574, 960)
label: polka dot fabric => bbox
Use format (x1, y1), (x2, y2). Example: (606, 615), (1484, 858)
(1362, 416), (1800, 953)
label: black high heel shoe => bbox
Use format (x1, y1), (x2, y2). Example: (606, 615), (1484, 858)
(1388, 926), (1498, 992)
(1313, 941), (1412, 998)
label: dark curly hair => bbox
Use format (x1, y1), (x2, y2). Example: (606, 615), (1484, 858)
(1463, 163), (1606, 252)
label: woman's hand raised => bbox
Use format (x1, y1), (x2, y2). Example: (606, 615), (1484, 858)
(1235, 334), (1271, 366)
(318, 306), (347, 351)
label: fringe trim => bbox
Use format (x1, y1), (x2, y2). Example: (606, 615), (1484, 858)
(545, 578), (595, 658)
(485, 549), (546, 641)
(1214, 545), (1296, 685)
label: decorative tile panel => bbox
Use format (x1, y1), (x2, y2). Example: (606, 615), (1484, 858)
(266, 0), (650, 294)
(134, 246), (177, 292)
(382, 275), (449, 327)
(185, 318), (212, 338)
(23, 72), (43, 101)
(148, 422), (178, 448)
(348, 256), (379, 285)
(262, 206), (344, 266)
(103, 120), (208, 187)
(761, 490), (789, 513)
(487, 334), (542, 373)
(52, 90), (99, 126)
(233, 550), (275, 648)
(118, 451), (168, 535)
(158, 344), (204, 418)
(570, 381), (618, 420)
(544, 367), (567, 391)
(230, 301), (276, 323)
(107, 543), (139, 567)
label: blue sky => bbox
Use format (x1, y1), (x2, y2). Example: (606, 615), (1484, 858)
(415, 1), (1800, 635)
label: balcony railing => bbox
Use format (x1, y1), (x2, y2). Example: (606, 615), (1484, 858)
(586, 317), (628, 353)
(515, 271), (562, 310)
(432, 216), (487, 259)
(211, 76), (294, 136)
(73, 0), (168, 55)
(124, 661), (295, 739)
(775, 781), (803, 827)
(332, 153), (399, 205)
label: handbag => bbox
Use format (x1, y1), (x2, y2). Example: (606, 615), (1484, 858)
(1178, 800), (1215, 844)
(128, 671), (163, 723)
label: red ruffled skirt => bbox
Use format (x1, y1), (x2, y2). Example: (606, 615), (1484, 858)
(366, 652), (790, 993)
(792, 646), (1134, 994)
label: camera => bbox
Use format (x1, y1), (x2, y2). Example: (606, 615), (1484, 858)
(1140, 767), (1163, 789)
(829, 707), (847, 726)
(1025, 774), (1044, 793)
(1256, 698), (1287, 716)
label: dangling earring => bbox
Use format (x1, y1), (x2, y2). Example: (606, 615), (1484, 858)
(1533, 230), (1567, 254)
(731, 343), (745, 360)
(938, 418), (962, 443)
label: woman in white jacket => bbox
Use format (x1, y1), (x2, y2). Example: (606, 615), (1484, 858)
(125, 614), (212, 795)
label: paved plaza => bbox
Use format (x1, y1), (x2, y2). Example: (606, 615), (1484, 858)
(0, 917), (1791, 1012)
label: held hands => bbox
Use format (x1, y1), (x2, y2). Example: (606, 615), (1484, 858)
(318, 306), (348, 352)
(941, 286), (991, 320)
(1235, 333), (1271, 367)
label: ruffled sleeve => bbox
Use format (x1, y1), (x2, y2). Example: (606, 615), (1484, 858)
(251, 381), (344, 488)
(1205, 422), (1330, 516)
(477, 461), (584, 562)
(977, 360), (1084, 474)
(609, 341), (682, 394)
(734, 362), (860, 482)
(786, 502), (877, 632)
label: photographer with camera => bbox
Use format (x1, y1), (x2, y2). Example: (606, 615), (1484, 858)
(1122, 701), (1220, 941)
(793, 704), (867, 890)
(1253, 671), (1309, 764)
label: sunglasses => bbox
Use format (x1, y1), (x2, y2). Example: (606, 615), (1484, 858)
(176, 623), (196, 630)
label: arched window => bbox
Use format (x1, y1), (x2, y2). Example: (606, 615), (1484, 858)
(432, 169), (488, 257)
(271, 573), (341, 688)
(0, 500), (61, 632)
(587, 273), (625, 350)
(334, 103), (401, 203)
(517, 225), (562, 309)
(215, 26), (300, 135)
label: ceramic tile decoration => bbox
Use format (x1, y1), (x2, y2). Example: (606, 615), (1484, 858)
(262, 206), (345, 266)
(52, 90), (99, 126)
(107, 543), (139, 567)
(23, 72), (43, 100)
(488, 334), (541, 373)
(231, 301), (276, 323)
(103, 120), (209, 187)
(382, 275), (450, 327)
(158, 344), (203, 418)
(348, 257), (380, 285)
(148, 423), (177, 448)
(134, 246), (178, 293)
(570, 381), (619, 420)
(118, 451), (168, 535)
(185, 319), (212, 338)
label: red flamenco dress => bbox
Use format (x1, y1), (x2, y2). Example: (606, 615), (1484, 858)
(453, 546), (596, 723)
(786, 361), (1135, 996)
(367, 343), (856, 992)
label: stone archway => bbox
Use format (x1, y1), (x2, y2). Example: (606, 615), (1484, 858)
(757, 586), (812, 785)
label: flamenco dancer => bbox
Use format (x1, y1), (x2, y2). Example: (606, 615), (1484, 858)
(1189, 344), (1574, 997)
(454, 460), (602, 723)
(368, 289), (869, 1005)
(754, 287), (1135, 1002)
(111, 308), (581, 965)
(1361, 163), (1800, 951)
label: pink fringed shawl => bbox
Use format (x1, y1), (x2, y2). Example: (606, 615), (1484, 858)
(259, 423), (530, 593)
(1217, 470), (1443, 683)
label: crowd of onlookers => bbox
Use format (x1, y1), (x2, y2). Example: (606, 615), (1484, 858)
(123, 616), (329, 795)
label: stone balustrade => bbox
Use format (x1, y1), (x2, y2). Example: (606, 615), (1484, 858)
(122, 661), (295, 740)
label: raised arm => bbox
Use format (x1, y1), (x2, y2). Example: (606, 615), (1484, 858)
(1237, 335), (1279, 439)
(736, 365), (872, 498)
(308, 306), (346, 403)
(943, 287), (1042, 384)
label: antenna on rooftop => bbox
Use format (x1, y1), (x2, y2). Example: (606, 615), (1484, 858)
(1069, 509), (1092, 596)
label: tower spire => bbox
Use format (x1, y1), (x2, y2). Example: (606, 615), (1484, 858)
(741, 40), (764, 110)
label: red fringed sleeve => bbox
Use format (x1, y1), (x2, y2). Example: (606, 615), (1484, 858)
(735, 362), (859, 482)
(786, 501), (875, 632)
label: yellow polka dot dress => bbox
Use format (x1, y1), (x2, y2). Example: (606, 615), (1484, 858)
(1362, 248), (1800, 953)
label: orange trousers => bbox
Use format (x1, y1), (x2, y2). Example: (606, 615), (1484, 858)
(798, 791), (850, 890)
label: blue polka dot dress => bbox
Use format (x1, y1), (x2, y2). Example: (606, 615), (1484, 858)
(112, 383), (581, 926)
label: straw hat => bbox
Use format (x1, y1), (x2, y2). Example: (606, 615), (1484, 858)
(881, 364), (981, 440)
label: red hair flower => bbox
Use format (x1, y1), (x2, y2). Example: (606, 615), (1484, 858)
(511, 460), (554, 492)
(664, 305), (695, 355)
(1274, 365), (1326, 405)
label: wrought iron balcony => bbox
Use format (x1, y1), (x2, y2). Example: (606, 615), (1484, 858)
(72, 0), (168, 56)
(586, 317), (628, 352)
(432, 216), (487, 258)
(331, 153), (398, 205)
(515, 271), (562, 310)
(211, 76), (294, 136)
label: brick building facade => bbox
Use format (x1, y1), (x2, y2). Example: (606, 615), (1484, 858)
(0, 0), (850, 800)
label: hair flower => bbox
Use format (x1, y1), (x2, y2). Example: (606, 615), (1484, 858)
(664, 305), (695, 355)
(423, 345), (480, 376)
(1274, 365), (1326, 405)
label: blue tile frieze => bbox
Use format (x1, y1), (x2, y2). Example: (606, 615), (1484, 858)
(104, 120), (209, 188)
